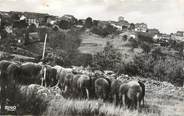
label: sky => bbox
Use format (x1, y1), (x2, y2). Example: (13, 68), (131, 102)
(0, 0), (184, 34)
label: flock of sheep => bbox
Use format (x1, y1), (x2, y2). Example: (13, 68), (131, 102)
(0, 60), (145, 110)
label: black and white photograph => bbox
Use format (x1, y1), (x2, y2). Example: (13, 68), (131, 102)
(0, 0), (184, 115)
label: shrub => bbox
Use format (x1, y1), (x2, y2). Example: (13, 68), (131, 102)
(91, 24), (117, 37)
(1, 85), (48, 115)
(85, 17), (93, 28)
(93, 20), (99, 26)
(48, 28), (82, 66)
(0, 52), (14, 60)
(58, 20), (71, 29)
(133, 54), (184, 86)
(122, 35), (128, 41)
(92, 42), (122, 71)
(128, 37), (138, 50)
(91, 26), (105, 37)
(116, 61), (139, 76)
(137, 32), (154, 43)
(38, 27), (49, 42)
(140, 42), (151, 53)
(78, 19), (84, 25)
(28, 24), (37, 32)
(71, 53), (93, 66)
(128, 23), (135, 31)
(0, 34), (17, 52)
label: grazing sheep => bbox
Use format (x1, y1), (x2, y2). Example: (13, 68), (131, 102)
(119, 80), (143, 109)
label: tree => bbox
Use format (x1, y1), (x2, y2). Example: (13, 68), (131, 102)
(92, 42), (122, 71)
(78, 19), (84, 25)
(140, 42), (151, 54)
(151, 46), (162, 59)
(28, 24), (37, 32)
(93, 20), (99, 26)
(58, 20), (71, 29)
(103, 24), (116, 36)
(122, 35), (128, 41)
(122, 25), (128, 31)
(48, 29), (82, 66)
(11, 13), (20, 21)
(129, 23), (135, 31)
(85, 17), (93, 28)
(129, 37), (138, 50)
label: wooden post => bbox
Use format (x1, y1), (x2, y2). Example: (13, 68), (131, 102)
(42, 33), (48, 60)
(41, 33), (47, 87)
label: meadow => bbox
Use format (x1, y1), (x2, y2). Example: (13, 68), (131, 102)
(43, 91), (184, 116)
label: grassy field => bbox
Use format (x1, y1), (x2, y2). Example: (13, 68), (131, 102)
(78, 33), (108, 54)
(42, 77), (184, 116)
(43, 91), (184, 116)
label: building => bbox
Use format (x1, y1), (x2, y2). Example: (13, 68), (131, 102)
(119, 31), (137, 40)
(26, 18), (39, 27)
(110, 23), (122, 31)
(135, 23), (147, 32)
(8, 11), (47, 27)
(23, 12), (51, 27)
(175, 31), (184, 37)
(159, 33), (171, 42)
(46, 15), (58, 25)
(110, 18), (130, 31)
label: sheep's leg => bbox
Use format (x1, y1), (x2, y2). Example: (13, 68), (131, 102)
(142, 98), (144, 106)
(122, 94), (125, 108)
(137, 100), (140, 111)
(136, 93), (140, 110)
(85, 88), (89, 99)
(41, 78), (44, 86)
(113, 94), (116, 105)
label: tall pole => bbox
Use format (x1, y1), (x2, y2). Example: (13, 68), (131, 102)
(41, 33), (47, 87)
(42, 33), (48, 61)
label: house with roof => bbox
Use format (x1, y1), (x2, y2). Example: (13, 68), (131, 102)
(109, 19), (130, 31)
(46, 15), (58, 25)
(135, 23), (147, 32)
(110, 23), (122, 31)
(175, 31), (184, 37)
(21, 12), (53, 27)
(170, 31), (184, 42)
(119, 31), (137, 41)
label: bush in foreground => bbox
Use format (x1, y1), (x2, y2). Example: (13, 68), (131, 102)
(1, 85), (49, 115)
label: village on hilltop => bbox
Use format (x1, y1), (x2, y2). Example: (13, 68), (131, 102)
(0, 11), (184, 45)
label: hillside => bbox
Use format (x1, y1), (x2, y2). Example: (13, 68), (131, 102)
(79, 31), (143, 63)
